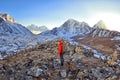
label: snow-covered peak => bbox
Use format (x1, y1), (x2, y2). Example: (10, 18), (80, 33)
(93, 20), (107, 29)
(27, 24), (48, 30)
(61, 19), (89, 28)
(40, 19), (92, 39)
(0, 13), (32, 36)
(0, 13), (16, 23)
(0, 14), (34, 59)
(64, 19), (78, 24)
(26, 24), (49, 34)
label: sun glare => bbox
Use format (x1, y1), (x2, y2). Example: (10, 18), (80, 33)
(88, 13), (120, 31)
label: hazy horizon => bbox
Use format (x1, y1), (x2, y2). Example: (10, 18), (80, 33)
(0, 0), (120, 31)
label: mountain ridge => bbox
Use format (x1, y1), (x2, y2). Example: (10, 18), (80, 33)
(40, 19), (120, 38)
(0, 13), (16, 23)
(26, 24), (49, 34)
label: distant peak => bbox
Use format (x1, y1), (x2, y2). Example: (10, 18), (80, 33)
(61, 18), (89, 27)
(98, 20), (105, 24)
(0, 13), (16, 23)
(93, 20), (107, 29)
(28, 24), (38, 27)
(65, 18), (79, 23)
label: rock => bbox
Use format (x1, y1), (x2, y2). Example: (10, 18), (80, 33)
(26, 66), (43, 78)
(76, 59), (82, 68)
(91, 68), (103, 79)
(83, 49), (94, 57)
(8, 67), (15, 75)
(9, 77), (15, 80)
(104, 67), (114, 75)
(41, 78), (47, 80)
(0, 13), (16, 23)
(107, 50), (118, 66)
(111, 75), (117, 79)
(23, 58), (33, 68)
(75, 46), (81, 54)
(25, 76), (33, 80)
(116, 67), (120, 74)
(60, 78), (69, 80)
(71, 53), (81, 62)
(35, 68), (43, 77)
(60, 69), (67, 78)
(106, 75), (118, 80)
(77, 71), (84, 78)
(0, 17), (4, 23)
(75, 45), (85, 54)
(53, 59), (61, 68)
(67, 71), (73, 78)
(41, 64), (48, 70)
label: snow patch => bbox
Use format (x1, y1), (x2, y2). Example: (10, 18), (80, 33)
(117, 60), (120, 66)
(83, 45), (106, 60)
(111, 36), (120, 41)
(115, 44), (120, 51)
(93, 50), (106, 60)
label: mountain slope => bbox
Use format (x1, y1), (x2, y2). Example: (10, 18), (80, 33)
(90, 28), (120, 37)
(0, 21), (33, 36)
(0, 40), (119, 80)
(40, 19), (120, 39)
(0, 13), (33, 36)
(0, 13), (36, 59)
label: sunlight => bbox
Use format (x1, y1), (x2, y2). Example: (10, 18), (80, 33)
(88, 13), (120, 31)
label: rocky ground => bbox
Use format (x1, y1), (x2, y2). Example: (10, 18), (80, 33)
(75, 36), (120, 55)
(0, 40), (120, 80)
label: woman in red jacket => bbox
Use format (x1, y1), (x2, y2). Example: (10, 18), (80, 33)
(58, 40), (64, 66)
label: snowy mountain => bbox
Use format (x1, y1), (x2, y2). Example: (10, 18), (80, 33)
(91, 20), (120, 37)
(26, 24), (48, 34)
(0, 13), (36, 59)
(40, 19), (92, 39)
(93, 20), (108, 29)
(40, 19), (120, 39)
(1, 15), (120, 59)
(90, 28), (120, 37)
(0, 13), (32, 36)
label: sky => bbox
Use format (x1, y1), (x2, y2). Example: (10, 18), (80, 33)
(0, 0), (120, 31)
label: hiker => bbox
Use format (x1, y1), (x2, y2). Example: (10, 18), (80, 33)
(58, 40), (64, 66)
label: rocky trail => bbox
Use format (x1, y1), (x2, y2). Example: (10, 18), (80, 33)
(0, 41), (120, 80)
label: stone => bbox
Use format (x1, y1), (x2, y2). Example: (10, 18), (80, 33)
(9, 77), (15, 80)
(104, 67), (114, 75)
(116, 68), (120, 74)
(111, 75), (117, 79)
(25, 76), (33, 80)
(77, 71), (84, 78)
(60, 69), (67, 78)
(107, 50), (118, 66)
(91, 68), (102, 79)
(53, 59), (61, 68)
(35, 68), (43, 77)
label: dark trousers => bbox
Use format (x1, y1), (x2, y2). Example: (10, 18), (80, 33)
(60, 54), (64, 66)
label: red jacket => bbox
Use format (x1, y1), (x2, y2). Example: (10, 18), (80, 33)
(58, 41), (64, 55)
